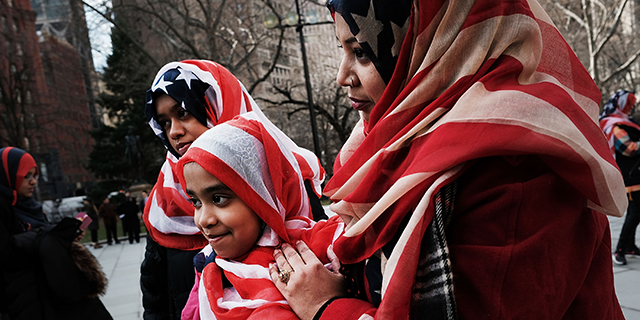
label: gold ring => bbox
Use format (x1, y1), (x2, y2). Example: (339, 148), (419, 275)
(278, 269), (292, 284)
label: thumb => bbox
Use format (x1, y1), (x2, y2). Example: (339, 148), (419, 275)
(327, 245), (341, 274)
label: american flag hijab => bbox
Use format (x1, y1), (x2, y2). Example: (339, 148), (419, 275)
(327, 0), (411, 84)
(176, 113), (334, 319)
(143, 60), (258, 250)
(599, 90), (640, 159)
(324, 0), (627, 317)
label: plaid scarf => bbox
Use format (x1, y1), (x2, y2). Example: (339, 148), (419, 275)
(176, 114), (334, 319)
(410, 182), (456, 319)
(143, 60), (258, 250)
(324, 0), (627, 318)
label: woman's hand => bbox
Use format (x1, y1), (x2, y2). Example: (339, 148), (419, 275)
(270, 241), (346, 320)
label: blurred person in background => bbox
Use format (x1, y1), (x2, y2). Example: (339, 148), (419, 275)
(0, 147), (112, 320)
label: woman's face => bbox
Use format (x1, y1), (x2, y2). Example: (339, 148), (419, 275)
(18, 167), (37, 198)
(155, 94), (209, 156)
(334, 13), (386, 122)
(184, 162), (263, 260)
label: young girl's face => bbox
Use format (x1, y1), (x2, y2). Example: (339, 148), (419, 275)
(184, 162), (263, 260)
(155, 94), (209, 156)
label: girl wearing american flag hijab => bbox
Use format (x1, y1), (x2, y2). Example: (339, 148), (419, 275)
(142, 60), (265, 319)
(176, 113), (342, 320)
(270, 0), (627, 319)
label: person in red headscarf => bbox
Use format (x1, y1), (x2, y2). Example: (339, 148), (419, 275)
(176, 112), (337, 320)
(269, 0), (627, 319)
(1, 147), (112, 320)
(600, 90), (640, 266)
(141, 60), (327, 319)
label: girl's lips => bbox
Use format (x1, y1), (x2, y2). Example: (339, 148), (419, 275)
(207, 233), (229, 245)
(176, 142), (192, 154)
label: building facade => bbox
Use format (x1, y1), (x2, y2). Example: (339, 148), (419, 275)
(1, 0), (95, 199)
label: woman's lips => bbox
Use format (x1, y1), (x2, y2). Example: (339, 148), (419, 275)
(350, 97), (371, 111)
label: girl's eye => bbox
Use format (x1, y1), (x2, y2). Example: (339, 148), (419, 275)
(158, 119), (170, 130)
(189, 198), (202, 208)
(178, 108), (190, 119)
(212, 195), (229, 206)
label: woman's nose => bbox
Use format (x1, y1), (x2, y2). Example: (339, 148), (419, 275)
(336, 57), (353, 87)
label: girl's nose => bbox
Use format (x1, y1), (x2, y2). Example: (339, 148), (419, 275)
(196, 205), (218, 229)
(168, 121), (185, 139)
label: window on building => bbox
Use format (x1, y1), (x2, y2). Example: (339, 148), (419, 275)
(1, 16), (6, 31)
(16, 42), (22, 56)
(10, 64), (17, 75)
(26, 90), (32, 104)
(8, 0), (13, 7)
(12, 18), (18, 33)
(15, 89), (21, 104)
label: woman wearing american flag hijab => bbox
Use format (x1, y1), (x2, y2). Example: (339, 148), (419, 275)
(269, 0), (627, 319)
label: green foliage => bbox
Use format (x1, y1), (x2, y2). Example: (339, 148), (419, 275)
(88, 22), (165, 185)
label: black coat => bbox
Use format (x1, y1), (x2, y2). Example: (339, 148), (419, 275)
(1, 215), (112, 320)
(615, 124), (640, 187)
(140, 234), (200, 320)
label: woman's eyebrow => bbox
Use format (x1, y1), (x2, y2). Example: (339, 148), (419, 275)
(344, 37), (358, 45)
(336, 35), (359, 45)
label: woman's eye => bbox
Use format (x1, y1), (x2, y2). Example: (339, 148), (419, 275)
(354, 48), (367, 59)
(212, 195), (229, 206)
(189, 198), (202, 208)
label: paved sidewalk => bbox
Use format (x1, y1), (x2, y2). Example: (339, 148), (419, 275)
(87, 236), (146, 320)
(609, 214), (640, 320)
(89, 215), (640, 320)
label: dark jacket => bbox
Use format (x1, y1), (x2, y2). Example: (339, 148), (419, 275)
(140, 234), (200, 320)
(98, 202), (118, 227)
(1, 215), (112, 320)
(615, 124), (640, 187)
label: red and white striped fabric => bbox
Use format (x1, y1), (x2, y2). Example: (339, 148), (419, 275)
(176, 113), (338, 319)
(599, 90), (640, 159)
(143, 60), (259, 250)
(324, 0), (627, 318)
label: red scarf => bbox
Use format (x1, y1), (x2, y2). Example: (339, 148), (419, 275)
(324, 0), (627, 318)
(177, 114), (334, 319)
